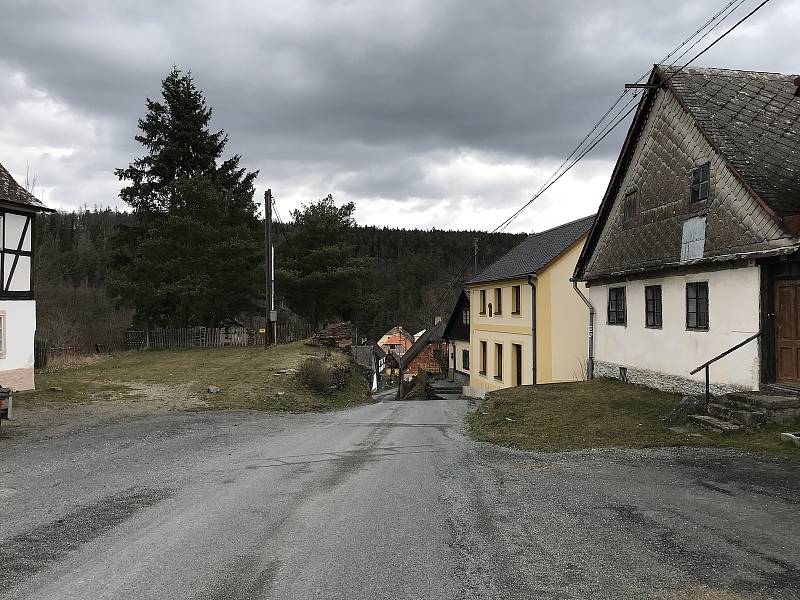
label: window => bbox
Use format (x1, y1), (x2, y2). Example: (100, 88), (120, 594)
(622, 191), (638, 227)
(686, 282), (709, 330)
(690, 162), (710, 203)
(0, 311), (5, 357)
(494, 343), (503, 380)
(479, 290), (487, 315)
(645, 285), (662, 328)
(462, 309), (470, 326)
(480, 341), (487, 374)
(494, 288), (502, 315)
(681, 216), (706, 262)
(512, 285), (521, 314)
(607, 287), (626, 325)
(462, 349), (469, 370)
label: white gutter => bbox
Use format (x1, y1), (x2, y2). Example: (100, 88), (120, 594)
(570, 278), (594, 379)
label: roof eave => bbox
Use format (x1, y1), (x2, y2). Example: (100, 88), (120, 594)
(0, 198), (55, 213)
(582, 244), (800, 282)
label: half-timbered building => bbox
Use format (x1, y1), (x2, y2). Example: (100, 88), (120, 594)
(0, 162), (53, 390)
(574, 66), (800, 394)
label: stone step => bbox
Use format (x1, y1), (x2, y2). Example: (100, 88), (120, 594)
(724, 392), (800, 410)
(430, 386), (463, 394)
(688, 414), (742, 434)
(706, 402), (768, 428)
(434, 393), (462, 401)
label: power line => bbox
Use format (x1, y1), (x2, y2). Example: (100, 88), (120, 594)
(430, 0), (774, 315)
(527, 0), (749, 206)
(667, 0), (773, 81)
(271, 196), (291, 245)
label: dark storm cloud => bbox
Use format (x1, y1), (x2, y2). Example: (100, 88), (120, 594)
(0, 0), (797, 226)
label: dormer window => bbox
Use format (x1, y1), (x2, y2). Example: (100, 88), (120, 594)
(690, 162), (710, 203)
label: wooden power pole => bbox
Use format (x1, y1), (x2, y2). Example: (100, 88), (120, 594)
(264, 189), (274, 347)
(473, 236), (478, 277)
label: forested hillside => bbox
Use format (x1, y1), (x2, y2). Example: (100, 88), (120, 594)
(33, 209), (525, 346)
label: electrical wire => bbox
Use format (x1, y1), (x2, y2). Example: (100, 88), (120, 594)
(429, 0), (775, 315)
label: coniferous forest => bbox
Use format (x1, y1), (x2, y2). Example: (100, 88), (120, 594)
(31, 69), (525, 349)
(33, 208), (524, 347)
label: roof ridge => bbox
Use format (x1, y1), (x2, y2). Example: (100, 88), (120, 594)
(467, 213), (595, 285)
(657, 64), (795, 77)
(525, 213), (595, 238)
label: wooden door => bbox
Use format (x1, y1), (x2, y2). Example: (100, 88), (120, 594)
(775, 280), (800, 383)
(513, 344), (522, 386)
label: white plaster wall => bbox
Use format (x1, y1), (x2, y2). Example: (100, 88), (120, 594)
(450, 339), (470, 375)
(589, 265), (760, 390)
(0, 300), (36, 389)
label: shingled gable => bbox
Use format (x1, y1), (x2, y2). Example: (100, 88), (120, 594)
(574, 65), (800, 282)
(467, 215), (594, 286)
(0, 162), (52, 212)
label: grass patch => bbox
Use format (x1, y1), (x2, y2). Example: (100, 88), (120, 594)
(467, 378), (800, 456)
(15, 341), (371, 413)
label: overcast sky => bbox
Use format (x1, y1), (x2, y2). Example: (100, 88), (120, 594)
(1, 0), (797, 233)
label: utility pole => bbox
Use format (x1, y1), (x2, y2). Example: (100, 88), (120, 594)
(264, 189), (274, 347)
(473, 236), (478, 277)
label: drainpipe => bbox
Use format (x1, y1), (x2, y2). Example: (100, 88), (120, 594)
(527, 275), (537, 385)
(571, 278), (594, 379)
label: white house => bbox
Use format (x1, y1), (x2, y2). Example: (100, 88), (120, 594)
(0, 162), (53, 391)
(574, 66), (800, 395)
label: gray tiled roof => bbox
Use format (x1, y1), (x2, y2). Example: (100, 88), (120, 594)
(466, 215), (594, 285)
(351, 344), (385, 369)
(0, 161), (48, 210)
(665, 66), (800, 216)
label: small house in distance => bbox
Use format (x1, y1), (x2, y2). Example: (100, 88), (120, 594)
(574, 66), (800, 394)
(377, 326), (414, 357)
(398, 319), (447, 382)
(0, 161), (54, 391)
(352, 343), (386, 392)
(442, 290), (470, 385)
(465, 215), (594, 397)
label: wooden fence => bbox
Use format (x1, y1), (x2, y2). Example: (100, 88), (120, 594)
(125, 324), (315, 351)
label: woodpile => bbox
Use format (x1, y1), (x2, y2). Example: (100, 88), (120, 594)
(313, 322), (353, 351)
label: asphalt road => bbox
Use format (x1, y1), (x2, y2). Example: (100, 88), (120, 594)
(1, 398), (798, 600)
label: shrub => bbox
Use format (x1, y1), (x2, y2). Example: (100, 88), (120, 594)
(297, 358), (334, 392)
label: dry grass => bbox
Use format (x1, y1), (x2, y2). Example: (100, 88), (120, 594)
(468, 378), (800, 456)
(15, 341), (371, 413)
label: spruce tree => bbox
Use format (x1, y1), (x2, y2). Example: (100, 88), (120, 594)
(111, 68), (262, 327)
(276, 196), (370, 328)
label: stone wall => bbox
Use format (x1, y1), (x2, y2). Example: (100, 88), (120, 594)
(594, 360), (751, 396)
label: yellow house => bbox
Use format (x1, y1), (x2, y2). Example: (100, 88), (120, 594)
(465, 215), (594, 397)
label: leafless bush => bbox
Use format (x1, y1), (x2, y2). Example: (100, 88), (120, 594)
(296, 358), (334, 392)
(35, 283), (132, 352)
